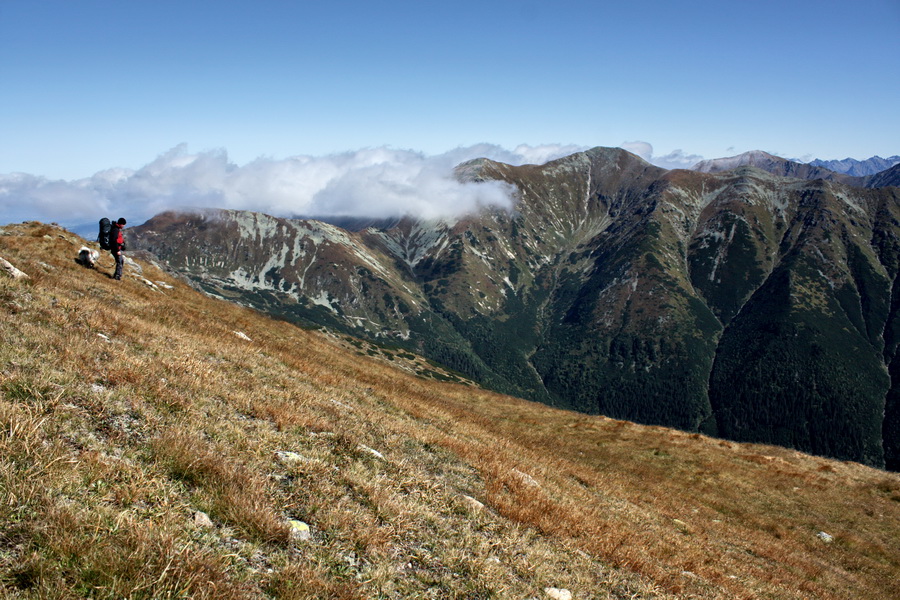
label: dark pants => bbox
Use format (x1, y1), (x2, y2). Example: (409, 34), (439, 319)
(112, 251), (123, 279)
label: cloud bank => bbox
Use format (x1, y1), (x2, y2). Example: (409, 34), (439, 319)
(1, 141), (707, 230)
(0, 144), (591, 229)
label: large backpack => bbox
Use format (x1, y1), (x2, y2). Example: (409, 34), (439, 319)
(98, 218), (112, 250)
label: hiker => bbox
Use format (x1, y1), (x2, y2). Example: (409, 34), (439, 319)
(110, 218), (127, 280)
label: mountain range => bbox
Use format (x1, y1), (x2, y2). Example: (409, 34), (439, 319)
(131, 147), (900, 470)
(691, 150), (900, 187)
(808, 154), (900, 177)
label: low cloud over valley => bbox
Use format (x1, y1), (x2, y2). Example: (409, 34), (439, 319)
(1, 142), (690, 229)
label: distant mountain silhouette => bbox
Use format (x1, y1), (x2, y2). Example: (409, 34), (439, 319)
(809, 155), (900, 177)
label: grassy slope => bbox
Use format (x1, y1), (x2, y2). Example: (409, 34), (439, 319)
(1, 222), (898, 600)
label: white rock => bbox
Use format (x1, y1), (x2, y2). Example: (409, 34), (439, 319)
(544, 588), (572, 600)
(460, 494), (485, 512)
(97, 333), (110, 342)
(817, 531), (834, 543)
(0, 256), (28, 279)
(123, 256), (142, 275)
(233, 331), (252, 342)
(193, 510), (214, 528)
(275, 451), (310, 465)
(512, 468), (540, 487)
(359, 445), (384, 460)
(288, 519), (311, 541)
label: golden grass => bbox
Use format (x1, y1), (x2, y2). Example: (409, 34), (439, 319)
(0, 221), (898, 599)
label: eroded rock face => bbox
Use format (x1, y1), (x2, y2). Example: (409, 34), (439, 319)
(131, 147), (900, 469)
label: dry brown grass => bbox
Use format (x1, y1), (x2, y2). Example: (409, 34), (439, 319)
(151, 428), (290, 545)
(1, 221), (898, 599)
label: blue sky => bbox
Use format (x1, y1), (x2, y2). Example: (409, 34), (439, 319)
(1, 0), (899, 226)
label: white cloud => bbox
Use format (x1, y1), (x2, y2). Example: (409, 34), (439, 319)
(0, 143), (590, 228)
(2, 142), (721, 230)
(619, 141), (704, 170)
(619, 141), (654, 161)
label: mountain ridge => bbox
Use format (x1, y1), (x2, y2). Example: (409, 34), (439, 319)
(809, 154), (900, 176)
(131, 147), (900, 469)
(689, 149), (900, 189)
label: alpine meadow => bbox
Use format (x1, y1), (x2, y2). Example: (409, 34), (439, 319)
(2, 217), (899, 599)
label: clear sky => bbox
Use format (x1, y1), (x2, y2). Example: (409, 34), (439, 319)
(1, 0), (899, 227)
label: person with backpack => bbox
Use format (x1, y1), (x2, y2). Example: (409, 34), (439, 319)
(109, 218), (127, 280)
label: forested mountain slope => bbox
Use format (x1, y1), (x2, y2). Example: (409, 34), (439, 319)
(132, 148), (900, 469)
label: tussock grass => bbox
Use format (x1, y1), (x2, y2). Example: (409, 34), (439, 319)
(0, 221), (898, 599)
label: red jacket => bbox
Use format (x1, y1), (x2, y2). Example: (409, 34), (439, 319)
(111, 223), (125, 252)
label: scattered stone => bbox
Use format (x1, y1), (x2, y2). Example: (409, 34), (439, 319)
(0, 256), (28, 280)
(123, 256), (142, 275)
(274, 450), (310, 465)
(544, 587), (572, 600)
(359, 445), (385, 460)
(330, 398), (353, 410)
(512, 468), (540, 487)
(287, 519), (311, 541)
(97, 333), (111, 342)
(460, 494), (485, 512)
(673, 518), (693, 534)
(193, 511), (214, 528)
(91, 383), (106, 394)
(681, 570), (698, 578)
(817, 531), (834, 543)
(233, 331), (252, 342)
(140, 277), (160, 290)
(156, 281), (174, 289)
